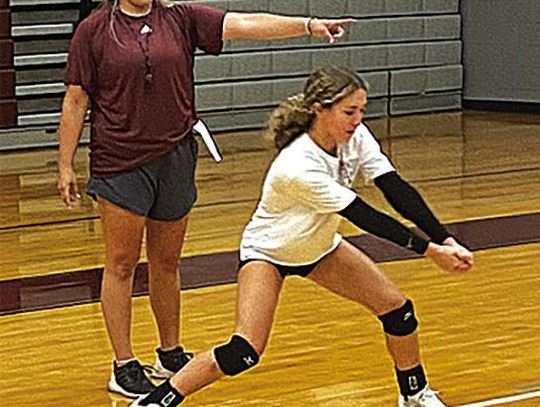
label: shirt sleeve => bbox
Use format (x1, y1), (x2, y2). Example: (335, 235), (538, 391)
(185, 4), (226, 55)
(280, 171), (357, 214)
(356, 124), (396, 182)
(64, 20), (97, 96)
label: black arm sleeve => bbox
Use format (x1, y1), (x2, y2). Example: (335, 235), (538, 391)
(338, 196), (429, 254)
(374, 171), (450, 244)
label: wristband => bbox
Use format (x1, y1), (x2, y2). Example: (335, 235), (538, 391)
(305, 17), (315, 35)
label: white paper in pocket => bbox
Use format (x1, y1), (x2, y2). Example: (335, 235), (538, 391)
(193, 119), (222, 162)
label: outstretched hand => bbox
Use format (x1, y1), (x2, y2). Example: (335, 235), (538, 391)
(310, 18), (356, 43)
(425, 240), (474, 274)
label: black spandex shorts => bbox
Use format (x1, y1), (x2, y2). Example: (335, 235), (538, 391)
(238, 258), (323, 279)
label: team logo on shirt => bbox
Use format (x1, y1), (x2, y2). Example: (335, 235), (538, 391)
(337, 144), (356, 186)
(338, 158), (354, 186)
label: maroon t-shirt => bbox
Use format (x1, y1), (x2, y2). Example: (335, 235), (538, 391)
(64, 3), (226, 177)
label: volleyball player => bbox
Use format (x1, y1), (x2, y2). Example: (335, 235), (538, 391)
(130, 66), (474, 407)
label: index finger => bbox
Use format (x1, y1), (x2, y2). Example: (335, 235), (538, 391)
(333, 18), (357, 25)
(320, 18), (357, 29)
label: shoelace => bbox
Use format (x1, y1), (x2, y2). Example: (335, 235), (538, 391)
(422, 389), (440, 399)
(118, 362), (146, 385)
(170, 351), (193, 367)
(143, 350), (194, 375)
(411, 388), (441, 406)
(159, 347), (193, 369)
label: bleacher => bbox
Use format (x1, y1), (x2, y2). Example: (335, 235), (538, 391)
(1, 0), (463, 149)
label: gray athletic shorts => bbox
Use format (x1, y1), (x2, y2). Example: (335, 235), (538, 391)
(87, 136), (198, 221)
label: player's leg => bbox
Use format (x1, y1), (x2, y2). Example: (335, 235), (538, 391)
(308, 240), (446, 406)
(131, 261), (284, 406)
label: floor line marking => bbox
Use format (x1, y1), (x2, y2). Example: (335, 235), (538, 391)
(455, 390), (540, 407)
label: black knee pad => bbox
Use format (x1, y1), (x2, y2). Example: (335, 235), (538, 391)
(213, 335), (260, 376)
(378, 299), (418, 336)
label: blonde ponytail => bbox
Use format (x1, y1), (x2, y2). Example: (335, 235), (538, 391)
(267, 93), (315, 150)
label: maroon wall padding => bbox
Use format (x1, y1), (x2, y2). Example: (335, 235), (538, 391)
(0, 9), (10, 38)
(0, 39), (13, 68)
(0, 0), (15, 128)
(0, 99), (17, 127)
(0, 69), (15, 98)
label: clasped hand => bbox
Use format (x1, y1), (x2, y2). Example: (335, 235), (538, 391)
(426, 237), (474, 273)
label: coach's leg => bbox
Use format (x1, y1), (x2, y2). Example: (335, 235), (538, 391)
(146, 214), (189, 351)
(99, 197), (146, 362)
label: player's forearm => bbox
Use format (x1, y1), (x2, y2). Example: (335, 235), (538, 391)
(339, 196), (429, 254)
(374, 171), (450, 243)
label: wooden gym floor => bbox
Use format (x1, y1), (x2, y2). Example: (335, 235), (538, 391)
(0, 110), (539, 406)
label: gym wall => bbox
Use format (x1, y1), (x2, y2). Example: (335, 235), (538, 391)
(1, 0), (462, 148)
(461, 0), (540, 105)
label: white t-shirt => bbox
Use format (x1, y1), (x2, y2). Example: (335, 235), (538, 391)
(240, 123), (395, 265)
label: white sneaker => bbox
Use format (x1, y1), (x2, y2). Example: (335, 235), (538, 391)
(129, 393), (181, 407)
(128, 382), (184, 407)
(129, 397), (160, 407)
(148, 357), (175, 379)
(108, 360), (156, 398)
(397, 386), (447, 407)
